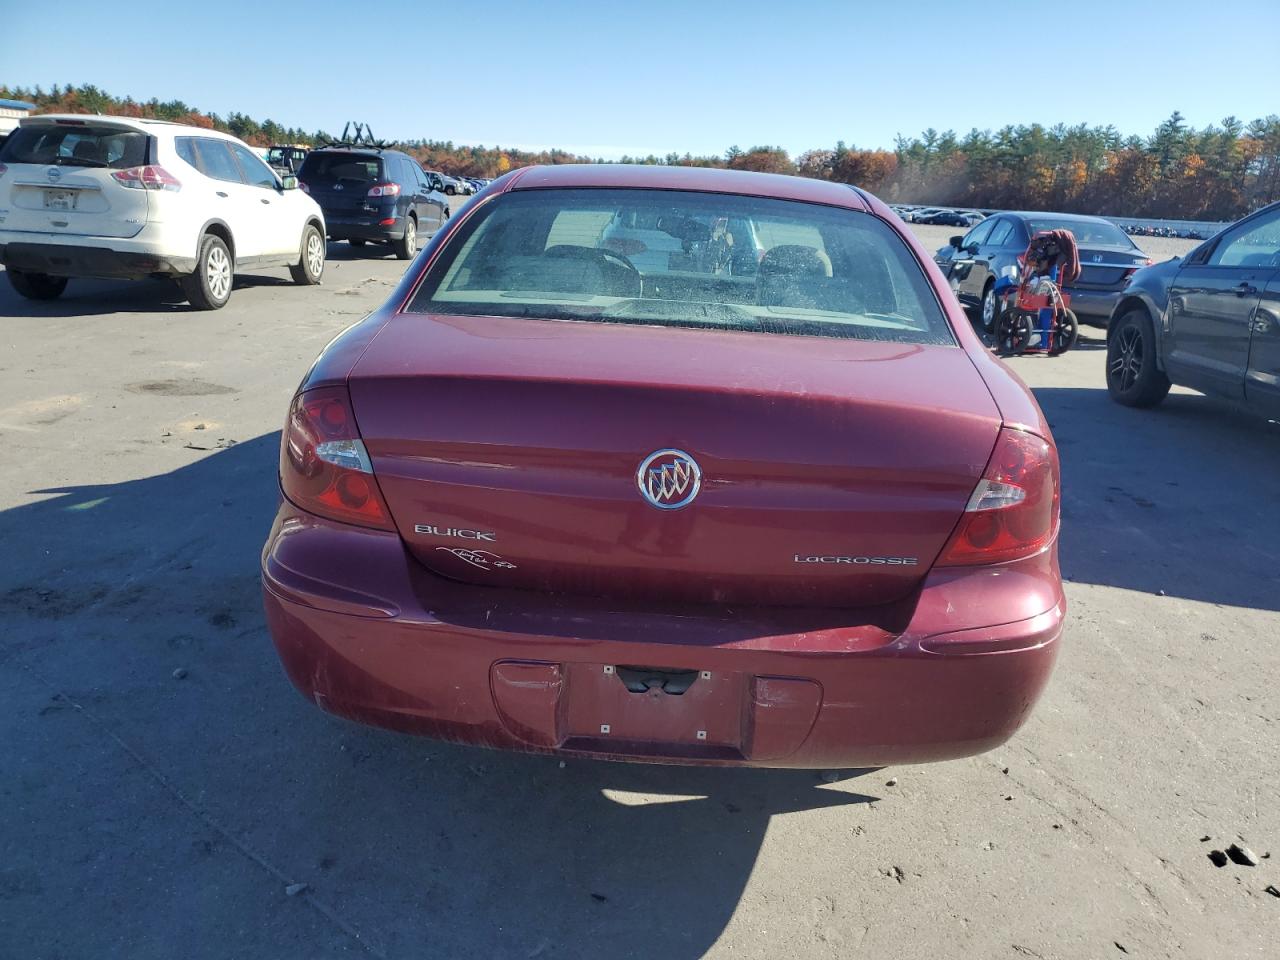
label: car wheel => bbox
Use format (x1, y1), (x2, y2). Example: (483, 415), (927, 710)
(7, 269), (68, 301)
(445, 185), (456, 195)
(182, 234), (233, 310)
(393, 215), (417, 260)
(290, 224), (325, 285)
(349, 239), (367, 248)
(1107, 308), (1171, 407)
(980, 282), (998, 332)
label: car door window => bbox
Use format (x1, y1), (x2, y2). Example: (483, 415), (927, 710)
(1208, 209), (1280, 268)
(962, 219), (995, 249)
(986, 219), (1013, 247)
(398, 158), (417, 192)
(230, 143), (279, 190)
(194, 139), (245, 184)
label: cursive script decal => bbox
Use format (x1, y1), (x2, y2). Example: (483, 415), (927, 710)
(434, 547), (517, 571)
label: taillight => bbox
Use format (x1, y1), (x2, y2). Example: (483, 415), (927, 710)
(111, 165), (182, 192)
(937, 427), (1059, 566)
(367, 182), (401, 197)
(279, 386), (394, 531)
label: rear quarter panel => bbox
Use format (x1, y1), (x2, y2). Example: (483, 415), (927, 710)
(296, 190), (490, 393)
(154, 137), (218, 262)
(855, 191), (1051, 438)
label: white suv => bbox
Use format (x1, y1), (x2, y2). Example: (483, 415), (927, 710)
(0, 115), (326, 309)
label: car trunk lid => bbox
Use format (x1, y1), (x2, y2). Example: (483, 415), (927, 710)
(348, 313), (1003, 608)
(0, 118), (152, 239)
(1072, 243), (1151, 288)
(297, 151), (384, 214)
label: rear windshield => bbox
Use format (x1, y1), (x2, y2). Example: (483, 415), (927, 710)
(1027, 218), (1134, 248)
(298, 152), (383, 182)
(408, 188), (953, 345)
(0, 123), (148, 169)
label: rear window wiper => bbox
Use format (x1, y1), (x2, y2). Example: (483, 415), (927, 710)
(46, 156), (111, 168)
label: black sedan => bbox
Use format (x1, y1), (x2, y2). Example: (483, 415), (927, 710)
(934, 212), (1152, 330)
(1106, 201), (1280, 417)
(919, 210), (984, 227)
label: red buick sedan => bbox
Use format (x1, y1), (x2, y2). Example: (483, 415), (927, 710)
(262, 164), (1063, 768)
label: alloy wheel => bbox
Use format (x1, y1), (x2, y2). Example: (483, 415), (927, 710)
(981, 288), (996, 330)
(405, 220), (416, 255)
(206, 246), (231, 301)
(306, 232), (324, 278)
(1110, 326), (1143, 392)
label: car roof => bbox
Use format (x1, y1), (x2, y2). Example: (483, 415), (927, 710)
(313, 145), (402, 157)
(19, 114), (244, 141)
(503, 164), (869, 211)
(1005, 211), (1117, 224)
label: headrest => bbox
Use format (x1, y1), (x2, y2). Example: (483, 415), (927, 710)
(758, 245), (833, 278)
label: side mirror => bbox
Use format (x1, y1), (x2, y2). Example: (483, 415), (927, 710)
(280, 175), (299, 191)
(967, 243), (980, 255)
(949, 235), (964, 250)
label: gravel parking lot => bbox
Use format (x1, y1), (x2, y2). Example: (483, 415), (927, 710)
(2, 223), (1277, 959)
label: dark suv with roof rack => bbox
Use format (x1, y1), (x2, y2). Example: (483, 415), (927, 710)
(298, 146), (448, 259)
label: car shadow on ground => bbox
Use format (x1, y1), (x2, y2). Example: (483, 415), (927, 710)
(0, 433), (876, 958)
(325, 240), (402, 262)
(0, 266), (314, 317)
(0, 271), (193, 315)
(1038, 384), (1280, 611)
(0, 242), (399, 316)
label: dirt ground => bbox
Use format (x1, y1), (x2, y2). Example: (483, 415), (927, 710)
(1, 221), (1276, 960)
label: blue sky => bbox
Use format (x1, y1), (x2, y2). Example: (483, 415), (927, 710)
(4, 0), (1277, 159)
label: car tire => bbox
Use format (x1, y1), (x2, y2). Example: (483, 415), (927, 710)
(980, 282), (998, 332)
(7, 269), (68, 301)
(349, 239), (367, 248)
(445, 185), (456, 195)
(182, 233), (234, 310)
(393, 215), (417, 260)
(1107, 308), (1171, 407)
(290, 224), (325, 285)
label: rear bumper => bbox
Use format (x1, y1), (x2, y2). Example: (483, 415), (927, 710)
(0, 239), (195, 279)
(1063, 286), (1122, 322)
(261, 503), (1064, 768)
(322, 214), (401, 242)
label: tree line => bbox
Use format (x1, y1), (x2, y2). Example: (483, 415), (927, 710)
(4, 84), (1277, 221)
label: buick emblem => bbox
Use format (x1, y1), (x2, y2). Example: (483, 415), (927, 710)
(636, 449), (701, 510)
(46, 167), (62, 182)
(333, 184), (344, 191)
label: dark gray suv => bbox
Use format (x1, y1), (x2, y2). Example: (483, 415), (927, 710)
(1106, 201), (1280, 417)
